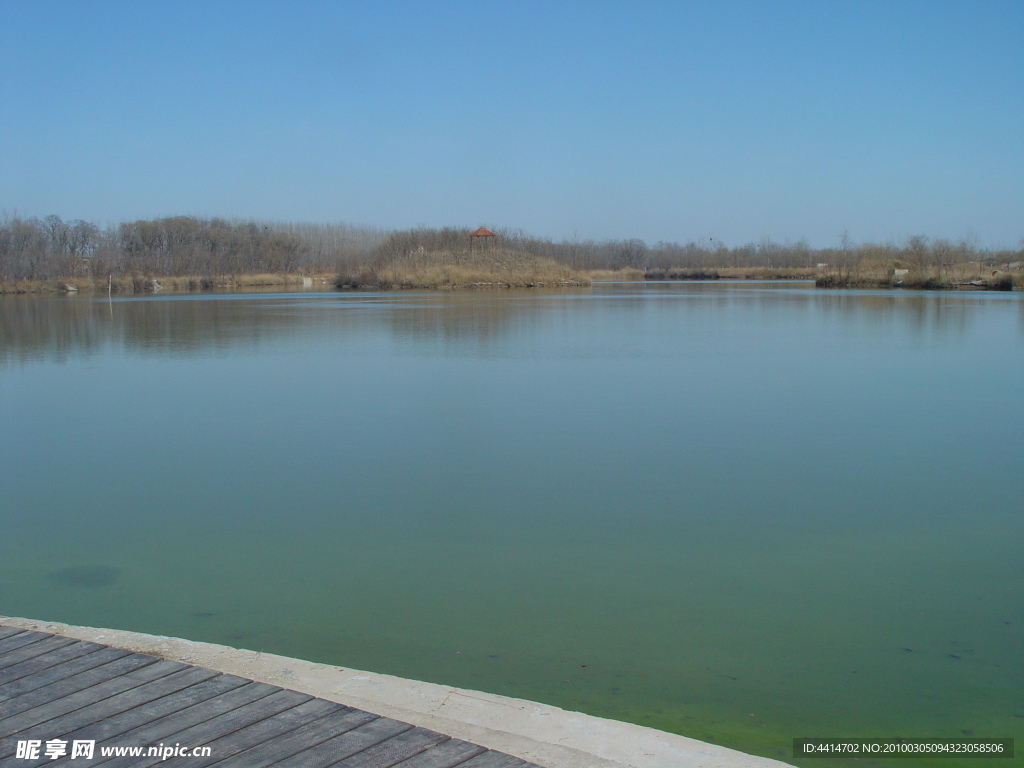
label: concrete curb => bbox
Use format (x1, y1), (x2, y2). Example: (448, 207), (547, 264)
(0, 616), (793, 768)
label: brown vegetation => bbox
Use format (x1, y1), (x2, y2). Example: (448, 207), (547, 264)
(717, 266), (818, 280)
(0, 213), (382, 293)
(335, 231), (589, 289)
(0, 273), (336, 295)
(809, 233), (1024, 290)
(588, 268), (645, 281)
(2, 214), (1020, 293)
(815, 262), (1022, 291)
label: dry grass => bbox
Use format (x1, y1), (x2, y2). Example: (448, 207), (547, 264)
(588, 268), (645, 281)
(645, 267), (721, 280)
(5, 260), (1017, 296)
(815, 263), (1021, 290)
(336, 249), (590, 290)
(0, 273), (336, 295)
(716, 266), (818, 280)
(639, 266), (817, 281)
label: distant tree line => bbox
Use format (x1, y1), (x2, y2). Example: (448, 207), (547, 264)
(352, 225), (1023, 274)
(0, 214), (386, 282)
(1, 212), (1020, 283)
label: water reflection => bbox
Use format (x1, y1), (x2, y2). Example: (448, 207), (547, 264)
(2, 281), (1023, 765)
(1, 291), (579, 365)
(3, 284), (1020, 368)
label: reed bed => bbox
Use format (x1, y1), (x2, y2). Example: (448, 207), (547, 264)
(0, 273), (334, 295)
(643, 266), (819, 280)
(588, 268), (645, 281)
(335, 248), (590, 290)
(815, 265), (1020, 291)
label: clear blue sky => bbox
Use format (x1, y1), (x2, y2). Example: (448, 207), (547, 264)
(2, 0), (1022, 248)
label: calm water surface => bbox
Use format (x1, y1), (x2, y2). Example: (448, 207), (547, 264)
(2, 283), (1022, 766)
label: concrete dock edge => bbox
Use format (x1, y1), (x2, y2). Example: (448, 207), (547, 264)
(0, 615), (794, 768)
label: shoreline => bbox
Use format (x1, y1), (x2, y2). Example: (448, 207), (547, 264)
(0, 272), (590, 296)
(0, 273), (338, 296)
(0, 615), (793, 768)
(2, 267), (1019, 296)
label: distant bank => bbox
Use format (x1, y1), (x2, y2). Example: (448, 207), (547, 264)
(3, 264), (1021, 295)
(4, 214), (1022, 295)
(617, 265), (1021, 291)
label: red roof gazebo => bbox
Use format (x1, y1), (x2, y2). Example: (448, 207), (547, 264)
(469, 227), (496, 254)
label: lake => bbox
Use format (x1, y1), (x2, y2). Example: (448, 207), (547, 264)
(1, 282), (1022, 766)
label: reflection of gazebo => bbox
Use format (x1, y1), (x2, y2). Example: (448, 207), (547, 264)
(469, 226), (495, 255)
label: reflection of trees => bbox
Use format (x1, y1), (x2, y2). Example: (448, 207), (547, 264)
(808, 291), (976, 341)
(0, 292), (571, 367)
(2, 287), (1018, 369)
(388, 300), (507, 347)
(385, 292), (549, 348)
(1, 296), (318, 366)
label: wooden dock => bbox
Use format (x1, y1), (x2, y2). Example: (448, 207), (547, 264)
(0, 626), (543, 768)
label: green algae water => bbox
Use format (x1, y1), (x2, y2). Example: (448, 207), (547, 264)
(1, 283), (1022, 766)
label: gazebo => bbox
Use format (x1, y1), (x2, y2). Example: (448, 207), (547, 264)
(469, 226), (495, 255)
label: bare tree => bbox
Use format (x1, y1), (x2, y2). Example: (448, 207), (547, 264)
(616, 238), (648, 269)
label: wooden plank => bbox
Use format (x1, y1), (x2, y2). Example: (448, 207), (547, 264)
(0, 658), (183, 738)
(0, 668), (228, 768)
(0, 640), (107, 687)
(128, 687), (310, 748)
(269, 717), (413, 768)
(390, 740), (487, 768)
(51, 673), (253, 749)
(81, 681), (280, 765)
(457, 752), (543, 768)
(0, 631), (48, 657)
(340, 726), (449, 768)
(209, 707), (377, 768)
(0, 631), (550, 768)
(96, 689), (311, 768)
(9, 666), (220, 744)
(0, 627), (27, 641)
(184, 698), (341, 768)
(0, 629), (32, 646)
(0, 635), (78, 672)
(0, 646), (130, 702)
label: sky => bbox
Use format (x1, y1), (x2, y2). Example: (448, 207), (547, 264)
(2, 0), (1022, 249)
